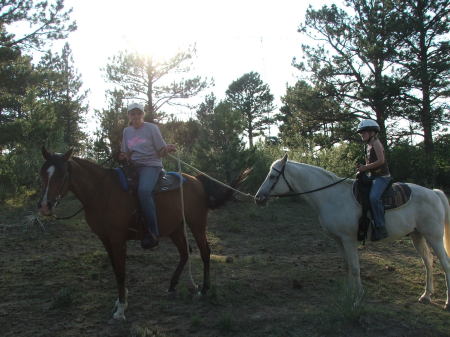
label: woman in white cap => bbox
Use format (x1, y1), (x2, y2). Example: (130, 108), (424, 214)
(356, 119), (391, 241)
(119, 103), (176, 248)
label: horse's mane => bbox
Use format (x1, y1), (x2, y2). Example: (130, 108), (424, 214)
(288, 160), (354, 184)
(71, 157), (113, 175)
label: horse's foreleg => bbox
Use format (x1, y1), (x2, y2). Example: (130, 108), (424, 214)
(331, 234), (348, 273)
(410, 232), (434, 304)
(102, 238), (128, 320)
(341, 238), (362, 293)
(169, 227), (189, 294)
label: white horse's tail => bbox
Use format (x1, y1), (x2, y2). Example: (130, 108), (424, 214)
(434, 189), (450, 257)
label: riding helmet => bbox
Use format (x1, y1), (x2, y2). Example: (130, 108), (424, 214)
(357, 119), (380, 133)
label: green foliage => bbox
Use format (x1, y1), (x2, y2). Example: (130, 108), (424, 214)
(0, 0), (76, 50)
(277, 80), (359, 150)
(36, 43), (88, 149)
(329, 281), (366, 324)
(226, 72), (275, 148)
(296, 0), (407, 143)
(90, 89), (128, 162)
(192, 94), (247, 182)
(0, 3), (80, 198)
(390, 134), (450, 189)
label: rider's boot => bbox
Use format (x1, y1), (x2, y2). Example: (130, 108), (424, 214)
(141, 231), (159, 249)
(371, 221), (388, 241)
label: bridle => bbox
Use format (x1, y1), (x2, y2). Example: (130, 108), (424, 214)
(269, 163), (296, 195)
(268, 161), (352, 198)
(41, 160), (84, 220)
(52, 165), (70, 209)
(40, 155), (114, 220)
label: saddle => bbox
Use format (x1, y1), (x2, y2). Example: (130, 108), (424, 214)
(353, 179), (412, 210)
(354, 173), (412, 242)
(114, 166), (186, 193)
(114, 166), (187, 240)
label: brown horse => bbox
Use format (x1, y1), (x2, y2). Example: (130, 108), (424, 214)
(37, 147), (248, 320)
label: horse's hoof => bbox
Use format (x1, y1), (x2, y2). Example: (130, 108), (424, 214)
(418, 296), (431, 304)
(112, 300), (126, 320)
(187, 284), (200, 294)
(112, 312), (126, 321)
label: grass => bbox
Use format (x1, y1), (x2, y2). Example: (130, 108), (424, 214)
(50, 287), (76, 309)
(1, 196), (450, 337)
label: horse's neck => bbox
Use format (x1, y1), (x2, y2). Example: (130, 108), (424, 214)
(69, 158), (110, 207)
(288, 163), (350, 209)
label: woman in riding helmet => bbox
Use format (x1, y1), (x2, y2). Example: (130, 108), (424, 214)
(356, 119), (391, 241)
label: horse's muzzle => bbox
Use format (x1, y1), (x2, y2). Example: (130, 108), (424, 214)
(37, 200), (52, 216)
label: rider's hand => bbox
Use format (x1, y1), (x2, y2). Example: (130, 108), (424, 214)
(166, 144), (176, 153)
(159, 144), (176, 157)
(357, 164), (367, 172)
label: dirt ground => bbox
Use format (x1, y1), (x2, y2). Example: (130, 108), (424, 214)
(1, 195), (449, 337)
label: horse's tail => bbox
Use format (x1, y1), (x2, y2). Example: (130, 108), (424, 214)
(197, 168), (252, 209)
(434, 189), (450, 257)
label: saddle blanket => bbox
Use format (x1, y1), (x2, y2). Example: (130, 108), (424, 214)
(114, 167), (186, 193)
(353, 181), (412, 210)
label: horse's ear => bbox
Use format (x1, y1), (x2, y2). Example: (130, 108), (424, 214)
(281, 153), (288, 164)
(42, 146), (51, 160)
(63, 148), (73, 161)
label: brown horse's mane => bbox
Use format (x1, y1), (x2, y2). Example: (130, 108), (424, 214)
(71, 156), (113, 175)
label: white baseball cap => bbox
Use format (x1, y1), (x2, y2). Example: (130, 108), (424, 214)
(127, 102), (144, 113)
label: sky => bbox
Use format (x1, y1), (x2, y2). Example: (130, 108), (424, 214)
(60, 0), (330, 126)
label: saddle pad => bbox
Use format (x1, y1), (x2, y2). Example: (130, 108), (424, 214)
(114, 168), (185, 193)
(353, 181), (412, 210)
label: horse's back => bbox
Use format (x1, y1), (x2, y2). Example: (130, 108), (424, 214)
(404, 183), (447, 224)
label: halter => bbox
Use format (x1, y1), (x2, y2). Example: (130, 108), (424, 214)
(268, 161), (352, 198)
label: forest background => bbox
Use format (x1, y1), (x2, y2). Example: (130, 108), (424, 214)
(0, 0), (449, 201)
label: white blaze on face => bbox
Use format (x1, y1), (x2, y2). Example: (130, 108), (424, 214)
(41, 165), (55, 209)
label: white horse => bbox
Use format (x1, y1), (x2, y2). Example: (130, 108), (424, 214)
(255, 154), (450, 310)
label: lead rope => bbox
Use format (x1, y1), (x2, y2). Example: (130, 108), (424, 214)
(168, 153), (254, 199)
(176, 155), (197, 291)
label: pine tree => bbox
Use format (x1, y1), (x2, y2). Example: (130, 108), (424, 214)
(295, 0), (408, 146)
(104, 47), (211, 122)
(225, 72), (275, 148)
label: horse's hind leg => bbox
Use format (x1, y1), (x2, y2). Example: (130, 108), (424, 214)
(169, 227), (189, 294)
(192, 228), (211, 295)
(410, 231), (434, 304)
(426, 236), (450, 310)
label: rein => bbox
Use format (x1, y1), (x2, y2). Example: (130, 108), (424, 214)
(270, 164), (353, 198)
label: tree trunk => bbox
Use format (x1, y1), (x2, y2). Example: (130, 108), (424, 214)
(146, 59), (155, 123)
(418, 3), (435, 186)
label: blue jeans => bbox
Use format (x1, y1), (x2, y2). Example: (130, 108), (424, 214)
(369, 175), (392, 228)
(137, 166), (162, 236)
